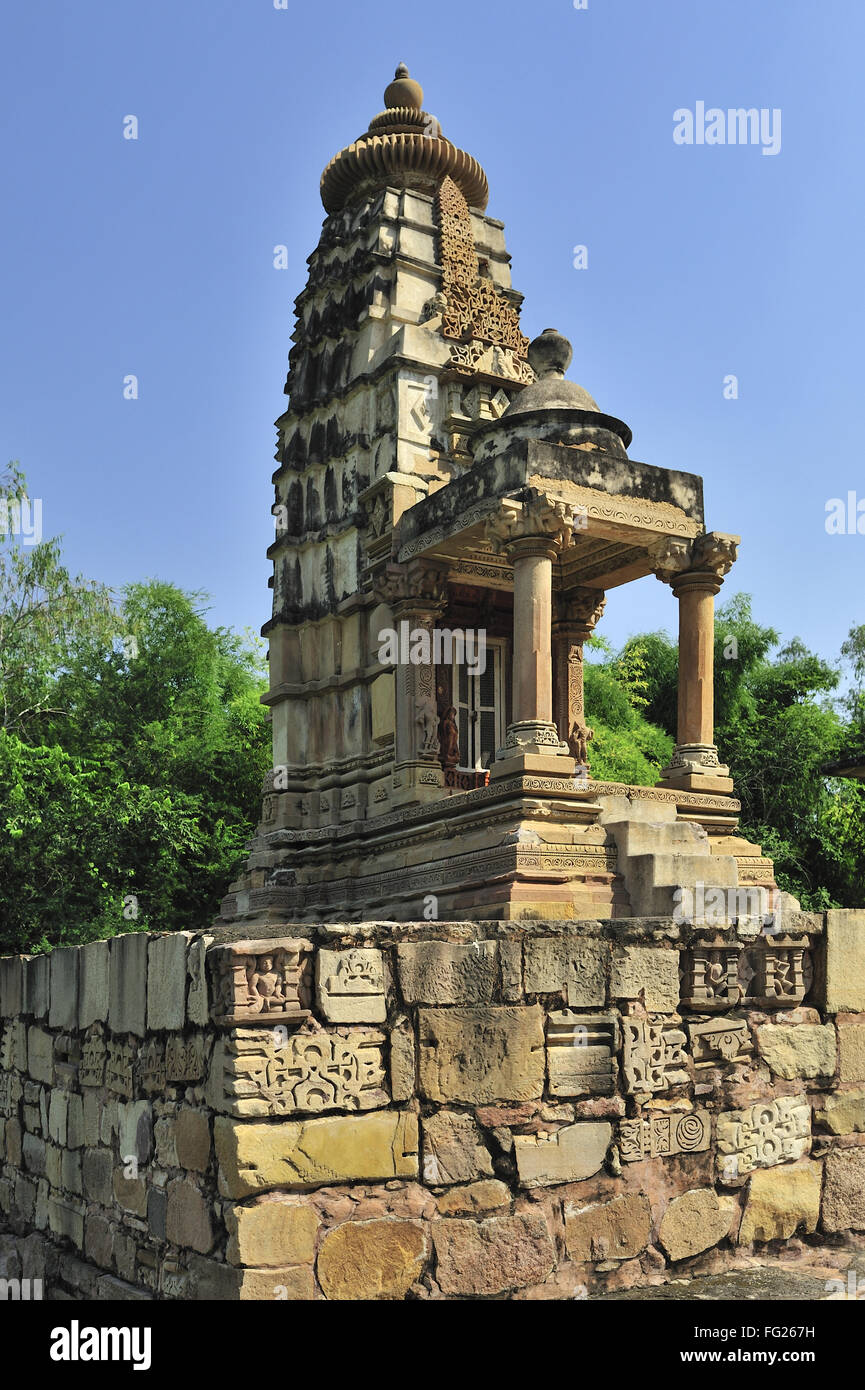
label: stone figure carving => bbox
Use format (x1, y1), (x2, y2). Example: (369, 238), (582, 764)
(568, 722), (593, 767)
(438, 705), (460, 769)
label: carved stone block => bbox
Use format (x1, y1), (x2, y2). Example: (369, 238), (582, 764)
(106, 1040), (135, 1098)
(716, 1097), (811, 1179)
(165, 1033), (206, 1082)
(688, 1017), (752, 1068)
(546, 1010), (619, 1096)
(749, 941), (810, 1008)
(209, 1027), (388, 1117)
(622, 1019), (689, 1094)
(209, 938), (313, 1026)
(316, 948), (386, 1024)
(618, 1109), (711, 1162)
(680, 946), (743, 1011)
(79, 1034), (106, 1089)
(139, 1039), (167, 1093)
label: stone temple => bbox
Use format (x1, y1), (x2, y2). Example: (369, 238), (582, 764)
(3, 64), (865, 1304)
(219, 62), (777, 927)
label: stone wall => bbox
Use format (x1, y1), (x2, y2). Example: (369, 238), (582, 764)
(1, 911), (864, 1300)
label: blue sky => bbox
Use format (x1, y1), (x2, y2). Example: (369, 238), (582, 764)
(2, 0), (863, 669)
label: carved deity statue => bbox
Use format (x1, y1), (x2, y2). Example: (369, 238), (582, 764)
(438, 705), (460, 769)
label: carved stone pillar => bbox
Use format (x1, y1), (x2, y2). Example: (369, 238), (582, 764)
(650, 532), (739, 794)
(485, 489), (576, 772)
(375, 559), (448, 806)
(553, 587), (606, 773)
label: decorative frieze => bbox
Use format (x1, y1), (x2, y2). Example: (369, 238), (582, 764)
(681, 940), (812, 1011)
(210, 1027), (388, 1118)
(621, 1019), (689, 1095)
(546, 1010), (619, 1097)
(716, 1097), (811, 1179)
(687, 1017), (752, 1068)
(209, 939), (313, 1026)
(618, 1109), (711, 1162)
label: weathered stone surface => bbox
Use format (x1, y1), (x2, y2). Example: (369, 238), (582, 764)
(523, 937), (607, 1006)
(48, 1090), (68, 1145)
(0, 956), (24, 1017)
(817, 1087), (865, 1134)
(418, 1006), (544, 1103)
(755, 1023), (836, 1080)
(397, 940), (497, 1004)
(315, 946), (386, 1023)
(226, 1198), (319, 1267)
(546, 1009), (618, 1096)
(48, 948), (79, 1030)
(659, 1188), (735, 1262)
(113, 1170), (147, 1216)
(118, 1100), (153, 1166)
(22, 955), (49, 1021)
(187, 934), (212, 1027)
(175, 1109), (211, 1170)
(214, 1109), (419, 1198)
(78, 941), (110, 1029)
(188, 1260), (314, 1301)
(435, 1180), (511, 1217)
(433, 1212), (555, 1297)
(166, 1177), (214, 1254)
(389, 1016), (415, 1101)
(838, 1019), (865, 1083)
(27, 1026), (53, 1084)
(147, 933), (190, 1031)
(317, 1219), (427, 1299)
(82, 1148), (114, 1206)
(513, 1121), (610, 1188)
(823, 909), (865, 1013)
(48, 1196), (85, 1249)
(422, 1110), (494, 1185)
(738, 1161), (822, 1243)
(109, 933), (148, 1037)
(564, 1193), (653, 1263)
(822, 1147), (865, 1232)
(66, 1094), (84, 1150)
(609, 946), (679, 1012)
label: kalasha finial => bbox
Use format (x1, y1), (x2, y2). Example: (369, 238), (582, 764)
(384, 62), (424, 111)
(527, 328), (574, 380)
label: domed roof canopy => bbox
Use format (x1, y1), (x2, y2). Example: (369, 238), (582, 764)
(320, 65), (489, 215)
(493, 328), (632, 454)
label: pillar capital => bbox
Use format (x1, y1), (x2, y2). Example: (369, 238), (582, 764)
(648, 531), (739, 589)
(484, 488), (578, 559)
(373, 558), (448, 615)
(554, 585), (606, 637)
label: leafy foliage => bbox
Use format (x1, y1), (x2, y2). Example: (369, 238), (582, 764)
(0, 469), (270, 954)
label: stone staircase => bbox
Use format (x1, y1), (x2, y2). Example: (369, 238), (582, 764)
(598, 795), (741, 919)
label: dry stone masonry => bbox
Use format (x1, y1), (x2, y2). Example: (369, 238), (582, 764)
(2, 909), (865, 1300)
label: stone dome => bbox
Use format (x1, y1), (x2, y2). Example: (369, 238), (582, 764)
(500, 328), (632, 452)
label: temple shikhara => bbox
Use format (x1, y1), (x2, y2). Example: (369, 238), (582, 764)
(220, 63), (776, 926)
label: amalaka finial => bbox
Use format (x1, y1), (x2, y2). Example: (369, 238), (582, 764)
(384, 62), (424, 111)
